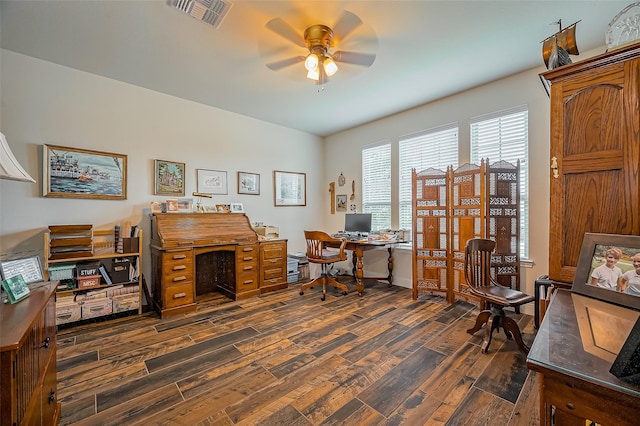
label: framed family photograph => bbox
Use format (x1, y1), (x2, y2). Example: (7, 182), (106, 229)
(273, 170), (306, 207)
(197, 169), (228, 195)
(572, 233), (640, 311)
(237, 171), (260, 195)
(154, 159), (185, 196)
(43, 144), (127, 200)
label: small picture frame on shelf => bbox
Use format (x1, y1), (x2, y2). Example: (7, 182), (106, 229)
(177, 199), (193, 212)
(166, 198), (179, 213)
(216, 204), (230, 213)
(0, 256), (44, 284)
(230, 203), (244, 213)
(1, 274), (31, 304)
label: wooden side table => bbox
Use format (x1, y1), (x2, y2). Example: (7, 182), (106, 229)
(527, 289), (640, 425)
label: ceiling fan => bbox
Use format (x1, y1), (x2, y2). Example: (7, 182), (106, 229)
(264, 10), (376, 85)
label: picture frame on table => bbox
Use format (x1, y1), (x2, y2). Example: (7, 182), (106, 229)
(215, 204), (230, 213)
(237, 171), (260, 195)
(166, 198), (179, 213)
(197, 169), (227, 195)
(273, 170), (306, 207)
(0, 256), (44, 284)
(571, 232), (640, 311)
(154, 159), (185, 196)
(43, 144), (127, 200)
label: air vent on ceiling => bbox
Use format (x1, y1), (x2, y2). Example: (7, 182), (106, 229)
(168, 0), (232, 29)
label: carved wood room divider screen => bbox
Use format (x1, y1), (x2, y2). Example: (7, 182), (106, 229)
(412, 159), (520, 306)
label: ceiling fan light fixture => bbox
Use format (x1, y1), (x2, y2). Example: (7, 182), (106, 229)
(304, 53), (319, 71)
(306, 66), (320, 81)
(323, 57), (338, 76)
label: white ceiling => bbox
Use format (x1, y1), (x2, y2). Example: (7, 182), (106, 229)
(0, 1), (631, 137)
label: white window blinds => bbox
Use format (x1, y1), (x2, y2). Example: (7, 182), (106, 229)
(470, 105), (529, 258)
(362, 142), (391, 231)
(399, 125), (458, 231)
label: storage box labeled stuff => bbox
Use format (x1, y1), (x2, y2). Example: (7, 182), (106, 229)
(77, 275), (101, 289)
(76, 261), (100, 278)
(56, 303), (81, 325)
(81, 298), (113, 319)
(112, 293), (139, 313)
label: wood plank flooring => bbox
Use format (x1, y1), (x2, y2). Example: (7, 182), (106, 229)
(56, 280), (541, 425)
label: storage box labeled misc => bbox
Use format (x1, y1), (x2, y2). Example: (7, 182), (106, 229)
(77, 275), (101, 289)
(56, 303), (81, 325)
(112, 293), (139, 313)
(81, 298), (113, 319)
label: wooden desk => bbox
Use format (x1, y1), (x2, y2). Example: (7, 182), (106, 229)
(327, 239), (403, 296)
(527, 290), (640, 425)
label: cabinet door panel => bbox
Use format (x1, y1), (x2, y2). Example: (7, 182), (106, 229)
(549, 58), (640, 283)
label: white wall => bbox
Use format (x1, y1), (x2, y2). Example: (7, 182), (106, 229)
(322, 45), (605, 313)
(0, 50), (324, 282)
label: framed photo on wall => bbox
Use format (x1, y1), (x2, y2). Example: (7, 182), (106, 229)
(237, 171), (260, 195)
(197, 169), (228, 194)
(273, 170), (306, 206)
(43, 144), (127, 200)
(154, 159), (185, 196)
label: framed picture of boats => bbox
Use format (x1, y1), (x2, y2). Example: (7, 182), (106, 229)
(155, 160), (185, 196)
(43, 144), (127, 200)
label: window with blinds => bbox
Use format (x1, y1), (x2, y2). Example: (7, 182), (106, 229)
(362, 142), (391, 231)
(398, 124), (459, 231)
(470, 105), (529, 258)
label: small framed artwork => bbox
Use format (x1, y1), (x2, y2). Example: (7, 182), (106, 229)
(1, 275), (30, 304)
(336, 195), (347, 212)
(238, 171), (260, 195)
(0, 256), (44, 284)
(230, 203), (244, 213)
(150, 201), (164, 214)
(177, 199), (193, 212)
(43, 144), (127, 200)
(155, 159), (185, 196)
(166, 198), (179, 213)
(216, 204), (230, 213)
(197, 169), (228, 195)
(273, 170), (306, 207)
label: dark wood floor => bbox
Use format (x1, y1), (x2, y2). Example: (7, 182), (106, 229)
(56, 280), (540, 425)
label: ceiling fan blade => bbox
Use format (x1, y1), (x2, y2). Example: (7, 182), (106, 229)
(332, 51), (376, 67)
(266, 17), (306, 47)
(332, 10), (362, 43)
(266, 56), (305, 71)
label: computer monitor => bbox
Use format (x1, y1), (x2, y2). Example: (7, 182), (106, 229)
(344, 213), (372, 234)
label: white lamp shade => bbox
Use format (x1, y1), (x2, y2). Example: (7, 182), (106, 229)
(306, 67), (319, 81)
(323, 57), (338, 76)
(0, 132), (36, 183)
(304, 54), (319, 71)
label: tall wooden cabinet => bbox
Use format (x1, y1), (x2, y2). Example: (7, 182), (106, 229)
(542, 42), (640, 284)
(0, 282), (60, 426)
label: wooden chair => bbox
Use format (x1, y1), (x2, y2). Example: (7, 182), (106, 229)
(300, 231), (349, 301)
(464, 238), (534, 354)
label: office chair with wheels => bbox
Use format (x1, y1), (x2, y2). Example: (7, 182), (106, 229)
(300, 231), (349, 301)
(464, 238), (534, 354)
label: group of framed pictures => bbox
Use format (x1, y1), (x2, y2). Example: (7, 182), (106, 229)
(153, 160), (262, 198)
(41, 145), (305, 207)
(153, 162), (306, 207)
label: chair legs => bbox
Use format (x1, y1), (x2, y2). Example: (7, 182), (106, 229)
(300, 268), (348, 301)
(466, 306), (529, 354)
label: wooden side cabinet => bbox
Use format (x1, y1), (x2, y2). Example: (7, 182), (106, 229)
(259, 240), (288, 294)
(0, 282), (60, 426)
(542, 42), (640, 284)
